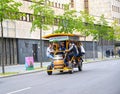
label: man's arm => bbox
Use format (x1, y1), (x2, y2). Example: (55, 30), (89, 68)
(69, 45), (73, 51)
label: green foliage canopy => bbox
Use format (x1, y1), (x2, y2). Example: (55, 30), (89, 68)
(30, 0), (54, 31)
(0, 0), (22, 21)
(55, 4), (77, 34)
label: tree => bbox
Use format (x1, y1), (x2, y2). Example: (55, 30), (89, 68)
(112, 19), (120, 40)
(96, 15), (110, 39)
(0, 0), (22, 73)
(55, 4), (77, 34)
(77, 11), (96, 37)
(30, 0), (54, 67)
(55, 6), (96, 36)
(95, 15), (112, 59)
(30, 0), (54, 31)
(76, 11), (96, 60)
(111, 20), (120, 57)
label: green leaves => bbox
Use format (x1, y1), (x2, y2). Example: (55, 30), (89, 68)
(0, 0), (22, 21)
(111, 19), (120, 40)
(0, 0), (22, 74)
(30, 0), (54, 32)
(95, 15), (115, 40)
(55, 8), (115, 41)
(78, 11), (95, 36)
(54, 4), (77, 34)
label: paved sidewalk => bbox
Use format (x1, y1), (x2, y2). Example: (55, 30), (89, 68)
(0, 62), (50, 73)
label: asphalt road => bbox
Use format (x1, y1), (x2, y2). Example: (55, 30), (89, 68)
(0, 59), (120, 94)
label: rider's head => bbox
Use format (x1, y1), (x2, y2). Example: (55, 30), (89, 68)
(69, 41), (73, 47)
(49, 43), (53, 48)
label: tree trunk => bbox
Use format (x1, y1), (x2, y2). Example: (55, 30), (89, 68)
(101, 38), (104, 59)
(40, 15), (43, 68)
(40, 28), (43, 68)
(0, 20), (5, 74)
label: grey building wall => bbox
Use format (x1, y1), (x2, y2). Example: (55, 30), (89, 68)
(17, 39), (49, 64)
(1, 38), (110, 65)
(83, 41), (115, 59)
(97, 45), (114, 58)
(0, 38), (17, 66)
(0, 38), (99, 65)
(82, 41), (98, 59)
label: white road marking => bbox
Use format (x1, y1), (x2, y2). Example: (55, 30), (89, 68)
(7, 87), (31, 94)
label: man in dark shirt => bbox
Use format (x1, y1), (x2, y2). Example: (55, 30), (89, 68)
(65, 42), (79, 62)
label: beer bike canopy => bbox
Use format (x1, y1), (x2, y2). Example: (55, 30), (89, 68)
(43, 33), (85, 42)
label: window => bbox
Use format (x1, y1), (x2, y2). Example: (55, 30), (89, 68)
(52, 2), (54, 7)
(113, 17), (120, 24)
(47, 1), (63, 9)
(112, 5), (114, 11)
(71, 0), (74, 8)
(23, 0), (32, 2)
(58, 3), (60, 8)
(48, 1), (51, 6)
(42, 16), (45, 24)
(62, 4), (64, 9)
(116, 0), (120, 2)
(54, 18), (60, 25)
(23, 13), (27, 21)
(55, 3), (57, 8)
(84, 0), (89, 13)
(118, 7), (120, 13)
(29, 14), (33, 22)
(112, 5), (120, 13)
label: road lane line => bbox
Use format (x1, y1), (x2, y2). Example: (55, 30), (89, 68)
(7, 87), (31, 94)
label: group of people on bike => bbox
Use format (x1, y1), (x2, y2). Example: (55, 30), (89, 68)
(46, 41), (85, 67)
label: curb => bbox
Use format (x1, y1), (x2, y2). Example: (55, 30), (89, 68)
(0, 68), (46, 78)
(84, 57), (120, 63)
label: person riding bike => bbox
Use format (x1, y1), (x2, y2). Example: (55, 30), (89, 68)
(77, 42), (85, 62)
(64, 42), (79, 67)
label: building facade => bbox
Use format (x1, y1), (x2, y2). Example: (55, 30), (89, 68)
(0, 0), (119, 65)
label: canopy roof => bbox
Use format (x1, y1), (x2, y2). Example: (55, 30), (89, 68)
(43, 33), (81, 38)
(43, 33), (85, 42)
